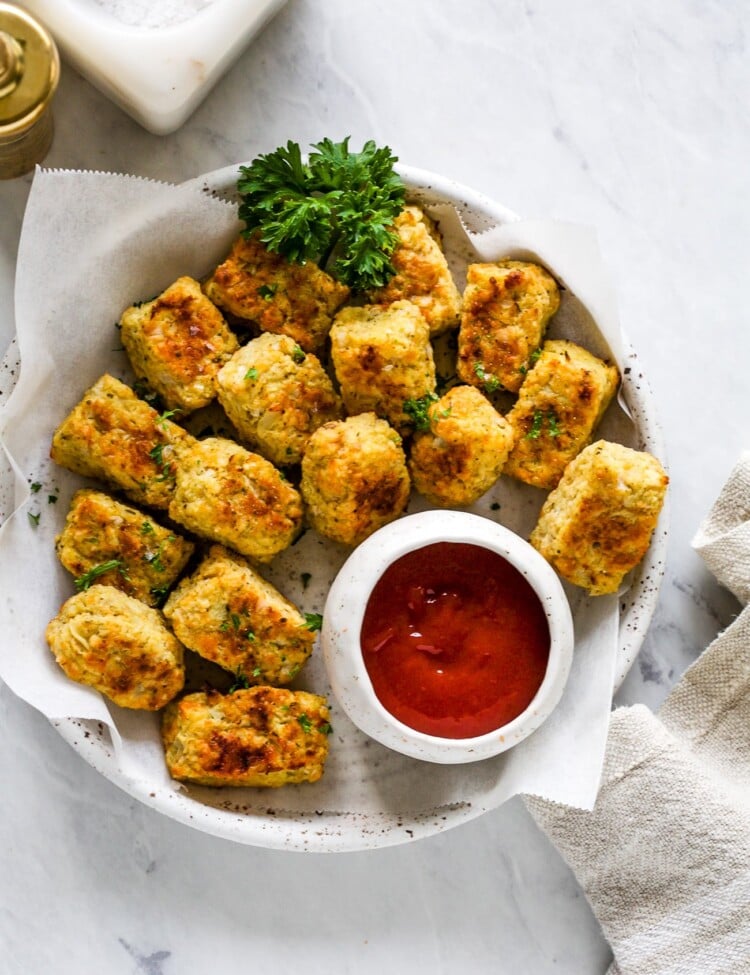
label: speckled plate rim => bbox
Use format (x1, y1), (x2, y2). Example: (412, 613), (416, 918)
(1, 163), (668, 853)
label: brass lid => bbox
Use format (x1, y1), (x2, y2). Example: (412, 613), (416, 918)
(0, 2), (59, 136)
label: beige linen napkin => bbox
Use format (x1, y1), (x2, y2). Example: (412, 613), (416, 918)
(526, 452), (750, 975)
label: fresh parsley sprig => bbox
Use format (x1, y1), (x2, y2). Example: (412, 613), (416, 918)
(237, 138), (406, 291)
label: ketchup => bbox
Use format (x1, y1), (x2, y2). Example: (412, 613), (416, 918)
(360, 542), (550, 739)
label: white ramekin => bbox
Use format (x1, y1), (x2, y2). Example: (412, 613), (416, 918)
(321, 509), (575, 764)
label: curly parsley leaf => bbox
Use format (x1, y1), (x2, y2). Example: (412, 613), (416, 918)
(237, 137), (406, 290)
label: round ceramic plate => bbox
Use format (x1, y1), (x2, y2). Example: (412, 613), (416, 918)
(0, 164), (668, 852)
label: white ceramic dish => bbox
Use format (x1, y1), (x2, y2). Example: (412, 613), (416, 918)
(17, 0), (287, 134)
(0, 164), (668, 851)
(323, 510), (575, 764)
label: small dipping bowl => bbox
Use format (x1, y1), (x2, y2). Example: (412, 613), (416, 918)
(321, 509), (574, 764)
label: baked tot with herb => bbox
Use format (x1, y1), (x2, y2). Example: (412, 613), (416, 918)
(55, 489), (194, 607)
(329, 299), (436, 433)
(530, 440), (668, 595)
(367, 205), (462, 336)
(504, 339), (619, 489)
(161, 686), (331, 787)
(216, 332), (342, 466)
(408, 385), (514, 506)
(301, 413), (410, 547)
(46, 585), (185, 709)
(50, 373), (194, 510)
(163, 545), (316, 685)
(168, 436), (302, 563)
(203, 233), (349, 352)
(119, 276), (239, 413)
(457, 260), (561, 394)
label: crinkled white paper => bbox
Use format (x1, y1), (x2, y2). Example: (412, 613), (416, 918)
(0, 167), (635, 823)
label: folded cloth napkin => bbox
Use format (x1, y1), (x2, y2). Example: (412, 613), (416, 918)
(526, 452), (750, 975)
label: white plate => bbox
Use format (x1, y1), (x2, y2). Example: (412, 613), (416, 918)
(0, 165), (668, 852)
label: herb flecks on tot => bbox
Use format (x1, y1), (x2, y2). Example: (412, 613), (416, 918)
(473, 361), (502, 393)
(148, 442), (175, 484)
(526, 410), (562, 440)
(237, 138), (406, 291)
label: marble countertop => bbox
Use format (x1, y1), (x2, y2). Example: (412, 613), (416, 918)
(1, 1), (746, 972)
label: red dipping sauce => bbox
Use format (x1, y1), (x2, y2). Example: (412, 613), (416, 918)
(360, 542), (550, 739)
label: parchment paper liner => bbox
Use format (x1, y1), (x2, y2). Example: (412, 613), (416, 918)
(0, 168), (637, 816)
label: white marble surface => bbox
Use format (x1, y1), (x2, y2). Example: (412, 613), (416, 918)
(0, 1), (747, 972)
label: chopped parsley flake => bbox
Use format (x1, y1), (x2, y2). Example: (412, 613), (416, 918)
(228, 669), (251, 693)
(75, 559), (127, 591)
(143, 536), (174, 572)
(520, 348), (543, 376)
(526, 410), (561, 440)
(304, 612), (323, 632)
(149, 442), (175, 484)
(150, 585), (170, 605)
(527, 410), (544, 439)
(30, 482), (42, 493)
(473, 362), (502, 393)
(297, 714), (313, 733)
(403, 392), (439, 432)
(291, 344), (306, 364)
(27, 511), (40, 527)
(257, 284), (277, 300)
(156, 408), (181, 427)
(245, 367), (259, 382)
